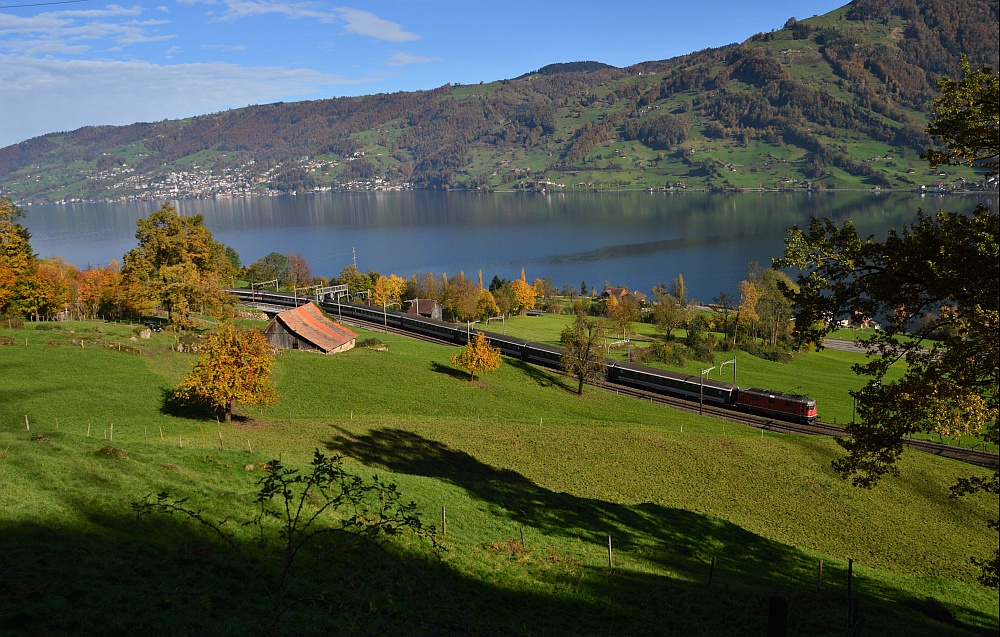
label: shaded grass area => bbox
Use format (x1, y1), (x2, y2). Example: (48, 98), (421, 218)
(1, 321), (997, 635)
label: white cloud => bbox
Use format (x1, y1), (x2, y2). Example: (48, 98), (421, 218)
(0, 6), (170, 53)
(216, 1), (338, 23)
(335, 7), (417, 42)
(0, 55), (371, 147)
(203, 43), (249, 51)
(386, 52), (439, 67)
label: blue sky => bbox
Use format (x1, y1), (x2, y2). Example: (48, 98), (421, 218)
(0, 0), (847, 149)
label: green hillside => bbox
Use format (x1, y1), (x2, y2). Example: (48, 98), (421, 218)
(0, 319), (997, 635)
(1, 0), (998, 203)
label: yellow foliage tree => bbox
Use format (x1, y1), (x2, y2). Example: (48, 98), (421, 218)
(175, 323), (278, 423)
(510, 278), (536, 314)
(450, 331), (501, 382)
(474, 289), (499, 320)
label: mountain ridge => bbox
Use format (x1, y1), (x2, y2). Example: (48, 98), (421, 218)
(1, 0), (997, 204)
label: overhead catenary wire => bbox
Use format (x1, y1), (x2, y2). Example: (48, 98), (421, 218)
(1, 0), (90, 8)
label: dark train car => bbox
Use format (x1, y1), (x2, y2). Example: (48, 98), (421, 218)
(608, 362), (738, 406)
(398, 312), (465, 343)
(521, 341), (567, 369)
(479, 331), (530, 359)
(736, 387), (817, 423)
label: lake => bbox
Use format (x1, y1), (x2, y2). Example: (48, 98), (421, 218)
(21, 191), (997, 301)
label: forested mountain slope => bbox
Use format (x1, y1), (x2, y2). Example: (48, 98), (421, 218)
(1, 0), (997, 203)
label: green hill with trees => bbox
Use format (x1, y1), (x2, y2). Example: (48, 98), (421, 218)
(1, 0), (997, 203)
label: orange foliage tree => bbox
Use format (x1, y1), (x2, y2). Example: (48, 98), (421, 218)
(175, 323), (278, 423)
(450, 331), (501, 382)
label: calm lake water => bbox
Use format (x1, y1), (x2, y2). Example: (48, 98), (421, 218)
(22, 191), (997, 301)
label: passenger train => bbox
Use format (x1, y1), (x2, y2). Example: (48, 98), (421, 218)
(231, 288), (818, 423)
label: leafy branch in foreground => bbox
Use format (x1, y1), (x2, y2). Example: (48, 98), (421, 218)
(133, 450), (438, 634)
(774, 60), (1000, 590)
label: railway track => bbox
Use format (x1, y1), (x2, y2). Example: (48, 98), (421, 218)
(277, 301), (1000, 472)
(605, 379), (997, 470)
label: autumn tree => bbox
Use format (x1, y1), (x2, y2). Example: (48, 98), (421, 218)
(475, 289), (500, 321)
(712, 291), (737, 338)
(441, 273), (481, 321)
(175, 323), (278, 423)
(510, 278), (536, 314)
(560, 311), (607, 394)
(775, 62), (999, 589)
(0, 198), (37, 317)
(414, 271), (440, 300)
(285, 253), (313, 288)
(371, 274), (406, 308)
(337, 264), (377, 296)
(733, 280), (759, 344)
(450, 331), (502, 382)
(121, 204), (234, 326)
(605, 293), (639, 341)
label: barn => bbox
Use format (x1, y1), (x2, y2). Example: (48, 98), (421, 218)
(263, 303), (359, 354)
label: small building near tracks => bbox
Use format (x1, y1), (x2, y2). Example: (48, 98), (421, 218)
(263, 302), (359, 354)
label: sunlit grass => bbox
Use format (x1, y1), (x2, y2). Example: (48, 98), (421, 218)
(1, 319), (996, 635)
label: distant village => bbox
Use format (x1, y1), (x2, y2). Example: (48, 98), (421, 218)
(15, 154), (412, 205)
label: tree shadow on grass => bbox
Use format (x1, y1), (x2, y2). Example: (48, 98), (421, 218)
(2, 451), (995, 637)
(322, 426), (999, 636)
(158, 388), (249, 423)
(429, 361), (469, 381)
(506, 358), (575, 392)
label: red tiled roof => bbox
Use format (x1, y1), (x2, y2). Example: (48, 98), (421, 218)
(274, 303), (358, 352)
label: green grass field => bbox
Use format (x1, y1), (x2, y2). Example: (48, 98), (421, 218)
(1, 320), (996, 635)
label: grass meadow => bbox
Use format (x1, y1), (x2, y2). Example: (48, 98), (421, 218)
(1, 320), (997, 635)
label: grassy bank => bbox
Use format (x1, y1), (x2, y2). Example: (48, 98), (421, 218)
(1, 320), (996, 635)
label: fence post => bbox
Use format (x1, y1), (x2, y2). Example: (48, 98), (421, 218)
(766, 593), (788, 637)
(607, 535), (613, 569)
(817, 559), (823, 591)
(708, 555), (716, 585)
(847, 558), (854, 626)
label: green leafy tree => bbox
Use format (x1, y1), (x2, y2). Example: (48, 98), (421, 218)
(749, 264), (798, 348)
(922, 58), (999, 175)
(652, 284), (686, 340)
(775, 63), (999, 589)
(246, 252), (289, 287)
(120, 203), (234, 325)
(175, 323), (278, 423)
(560, 311), (607, 394)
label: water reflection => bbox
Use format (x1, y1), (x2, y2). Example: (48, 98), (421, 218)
(23, 191), (996, 300)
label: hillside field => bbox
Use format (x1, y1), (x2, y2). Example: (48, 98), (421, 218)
(0, 320), (997, 635)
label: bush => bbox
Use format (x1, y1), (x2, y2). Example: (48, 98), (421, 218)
(739, 342), (793, 363)
(638, 342), (694, 366)
(0, 315), (24, 329)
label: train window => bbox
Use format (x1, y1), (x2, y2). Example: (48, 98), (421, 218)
(768, 396), (776, 404)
